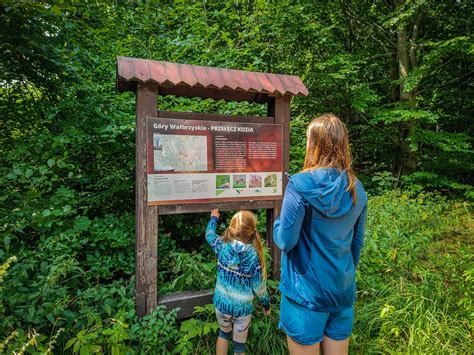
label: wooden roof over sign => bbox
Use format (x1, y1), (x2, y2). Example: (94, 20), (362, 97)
(116, 56), (308, 103)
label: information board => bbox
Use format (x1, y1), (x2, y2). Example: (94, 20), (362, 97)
(146, 117), (283, 205)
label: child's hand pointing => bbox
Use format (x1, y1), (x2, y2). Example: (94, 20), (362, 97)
(211, 209), (220, 219)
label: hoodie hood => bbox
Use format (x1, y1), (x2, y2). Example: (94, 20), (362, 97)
(290, 168), (354, 218)
(222, 239), (253, 269)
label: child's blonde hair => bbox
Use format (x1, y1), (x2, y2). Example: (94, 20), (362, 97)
(223, 210), (267, 279)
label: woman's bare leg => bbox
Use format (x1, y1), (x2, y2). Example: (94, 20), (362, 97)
(287, 336), (320, 354)
(321, 336), (349, 355)
(216, 337), (228, 355)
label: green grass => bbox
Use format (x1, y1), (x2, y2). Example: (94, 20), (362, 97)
(350, 194), (473, 354)
(352, 276), (472, 353)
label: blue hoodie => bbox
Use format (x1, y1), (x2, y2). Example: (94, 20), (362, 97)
(206, 217), (270, 317)
(274, 168), (368, 312)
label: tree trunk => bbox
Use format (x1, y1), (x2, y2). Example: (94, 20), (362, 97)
(395, 8), (419, 175)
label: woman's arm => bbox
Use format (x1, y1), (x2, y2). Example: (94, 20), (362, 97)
(351, 204), (368, 267)
(273, 181), (306, 253)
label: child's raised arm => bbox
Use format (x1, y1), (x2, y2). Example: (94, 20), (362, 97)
(205, 209), (222, 254)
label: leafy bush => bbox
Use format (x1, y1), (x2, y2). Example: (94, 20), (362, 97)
(159, 252), (215, 294)
(130, 306), (179, 354)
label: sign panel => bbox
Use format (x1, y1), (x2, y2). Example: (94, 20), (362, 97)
(146, 118), (282, 205)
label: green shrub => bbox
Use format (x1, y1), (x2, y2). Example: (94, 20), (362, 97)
(130, 306), (180, 354)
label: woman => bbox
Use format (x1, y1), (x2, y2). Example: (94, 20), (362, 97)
(274, 114), (368, 354)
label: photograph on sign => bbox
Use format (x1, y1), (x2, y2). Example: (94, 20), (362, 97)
(146, 118), (282, 205)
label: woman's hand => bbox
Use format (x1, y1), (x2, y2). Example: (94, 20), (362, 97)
(211, 208), (220, 219)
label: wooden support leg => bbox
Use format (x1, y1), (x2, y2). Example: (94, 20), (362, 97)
(135, 83), (158, 317)
(266, 207), (281, 280)
(267, 95), (291, 281)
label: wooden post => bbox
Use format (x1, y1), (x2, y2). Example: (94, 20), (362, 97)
(275, 95), (292, 195)
(265, 207), (276, 276)
(266, 95), (292, 280)
(266, 97), (277, 278)
(135, 83), (159, 317)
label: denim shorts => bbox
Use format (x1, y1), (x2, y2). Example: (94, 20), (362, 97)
(279, 294), (354, 345)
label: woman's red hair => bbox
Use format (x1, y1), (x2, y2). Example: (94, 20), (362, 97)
(303, 114), (357, 204)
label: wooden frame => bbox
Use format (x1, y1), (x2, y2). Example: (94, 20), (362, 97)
(117, 58), (306, 318)
(134, 85), (292, 317)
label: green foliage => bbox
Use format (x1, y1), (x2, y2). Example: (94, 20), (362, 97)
(159, 252), (215, 294)
(130, 306), (179, 354)
(176, 304), (219, 354)
(353, 194), (473, 353)
(0, 1), (472, 354)
(364, 171), (397, 195)
(353, 279), (472, 353)
(64, 311), (132, 354)
(175, 287), (287, 355)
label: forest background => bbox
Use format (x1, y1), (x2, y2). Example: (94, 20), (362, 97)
(0, 1), (472, 354)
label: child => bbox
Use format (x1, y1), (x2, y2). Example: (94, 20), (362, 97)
(206, 208), (271, 355)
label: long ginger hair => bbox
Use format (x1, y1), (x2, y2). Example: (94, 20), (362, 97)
(223, 210), (267, 279)
(303, 113), (357, 204)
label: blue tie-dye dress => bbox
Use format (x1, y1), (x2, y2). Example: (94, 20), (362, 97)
(206, 216), (270, 317)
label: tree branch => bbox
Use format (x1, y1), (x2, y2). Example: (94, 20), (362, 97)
(342, 3), (397, 48)
(356, 112), (399, 144)
(418, 70), (474, 94)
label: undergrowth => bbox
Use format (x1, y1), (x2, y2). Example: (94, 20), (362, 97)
(1, 193), (472, 353)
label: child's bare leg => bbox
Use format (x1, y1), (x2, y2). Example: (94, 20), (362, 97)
(233, 343), (245, 354)
(321, 336), (348, 355)
(232, 314), (251, 355)
(216, 310), (232, 355)
(216, 336), (228, 355)
(287, 335), (320, 354)
(232, 315), (252, 355)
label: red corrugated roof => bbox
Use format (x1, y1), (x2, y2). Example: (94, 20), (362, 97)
(116, 56), (308, 99)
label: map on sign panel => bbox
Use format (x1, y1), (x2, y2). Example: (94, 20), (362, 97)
(153, 134), (207, 172)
